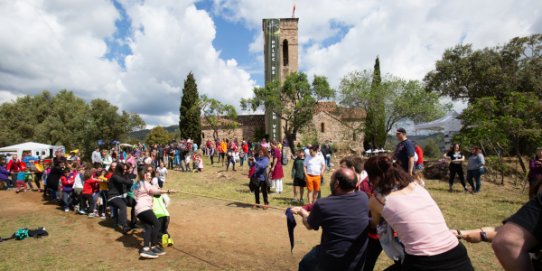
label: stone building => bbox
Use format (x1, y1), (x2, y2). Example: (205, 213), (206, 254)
(200, 16), (365, 152)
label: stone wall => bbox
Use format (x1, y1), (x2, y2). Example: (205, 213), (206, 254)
(201, 115), (265, 141)
(309, 111), (365, 152)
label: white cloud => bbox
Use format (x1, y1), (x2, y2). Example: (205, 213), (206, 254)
(0, 0), (256, 126)
(214, 0), (542, 88)
(1, 0), (540, 128)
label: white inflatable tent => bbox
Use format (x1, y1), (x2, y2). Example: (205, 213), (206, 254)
(414, 111), (462, 151)
(0, 142), (63, 159)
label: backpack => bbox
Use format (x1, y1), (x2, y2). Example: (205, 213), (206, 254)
(14, 228), (29, 240)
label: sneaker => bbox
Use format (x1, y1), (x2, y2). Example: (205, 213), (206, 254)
(100, 214), (106, 219)
(74, 206), (80, 212)
(16, 189), (20, 193)
(161, 234), (169, 248)
(167, 237), (174, 247)
(64, 208), (69, 213)
(88, 213), (97, 218)
(139, 248), (158, 259)
(78, 210), (87, 215)
(151, 246), (166, 256)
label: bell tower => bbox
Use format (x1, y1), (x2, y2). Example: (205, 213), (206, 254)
(262, 17), (299, 141)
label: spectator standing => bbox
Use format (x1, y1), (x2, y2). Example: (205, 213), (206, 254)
(466, 146), (485, 193)
(445, 144), (467, 192)
(249, 148), (270, 209)
(393, 127), (415, 175)
(92, 147), (102, 168)
(270, 140), (284, 194)
(291, 149), (306, 204)
(303, 146), (326, 204)
(320, 141), (333, 170)
(414, 142), (424, 171)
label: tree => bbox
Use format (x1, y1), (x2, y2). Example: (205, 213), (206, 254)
(424, 34), (542, 103)
(241, 72), (334, 154)
(455, 92), (542, 177)
(363, 57), (387, 149)
(339, 71), (448, 147)
(179, 72), (202, 145)
(0, 90), (145, 159)
(146, 126), (173, 146)
(199, 95), (238, 140)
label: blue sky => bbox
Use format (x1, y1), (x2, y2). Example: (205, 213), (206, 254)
(0, 0), (540, 127)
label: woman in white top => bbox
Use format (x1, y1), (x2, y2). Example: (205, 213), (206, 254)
(366, 156), (473, 271)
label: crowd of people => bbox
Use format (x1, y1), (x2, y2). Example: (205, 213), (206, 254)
(1, 130), (541, 270)
(0, 145), (179, 259)
(288, 128), (540, 271)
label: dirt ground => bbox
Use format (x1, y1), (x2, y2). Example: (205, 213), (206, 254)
(0, 188), (324, 271)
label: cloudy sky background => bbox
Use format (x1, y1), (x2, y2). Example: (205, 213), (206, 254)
(0, 0), (540, 128)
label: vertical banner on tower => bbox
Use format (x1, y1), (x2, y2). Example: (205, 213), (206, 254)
(263, 18), (281, 141)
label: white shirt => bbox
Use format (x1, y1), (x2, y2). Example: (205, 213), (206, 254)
(304, 154), (325, 175)
(156, 167), (168, 182)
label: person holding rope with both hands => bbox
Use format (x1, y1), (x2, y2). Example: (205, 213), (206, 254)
(133, 169), (177, 259)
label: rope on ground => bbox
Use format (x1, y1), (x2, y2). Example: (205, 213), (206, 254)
(176, 190), (287, 211)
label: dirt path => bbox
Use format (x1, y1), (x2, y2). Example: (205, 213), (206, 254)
(0, 189), (321, 270)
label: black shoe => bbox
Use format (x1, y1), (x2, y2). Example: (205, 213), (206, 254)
(151, 246), (166, 256)
(139, 248), (158, 259)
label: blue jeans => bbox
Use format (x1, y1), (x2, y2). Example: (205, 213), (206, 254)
(466, 168), (484, 192)
(299, 245), (320, 271)
(62, 190), (73, 208)
(325, 155), (331, 169)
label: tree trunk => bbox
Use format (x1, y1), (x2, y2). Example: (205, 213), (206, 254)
(515, 140), (527, 174)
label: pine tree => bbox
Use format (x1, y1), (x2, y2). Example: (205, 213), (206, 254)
(179, 72), (202, 145)
(364, 56), (387, 149)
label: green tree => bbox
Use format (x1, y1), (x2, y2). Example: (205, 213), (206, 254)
(241, 72), (334, 154)
(199, 95), (238, 140)
(179, 72), (202, 145)
(0, 90), (145, 159)
(339, 71), (448, 147)
(455, 92), (542, 175)
(424, 34), (542, 103)
(146, 126), (173, 146)
(364, 57), (387, 149)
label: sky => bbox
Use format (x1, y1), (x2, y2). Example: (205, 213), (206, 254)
(0, 0), (540, 128)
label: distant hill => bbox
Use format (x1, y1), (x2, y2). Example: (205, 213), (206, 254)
(128, 125), (179, 142)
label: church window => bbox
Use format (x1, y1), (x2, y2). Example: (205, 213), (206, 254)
(282, 39), (289, 66)
(320, 122), (325, 133)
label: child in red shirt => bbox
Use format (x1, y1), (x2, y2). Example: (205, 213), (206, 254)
(80, 169), (99, 217)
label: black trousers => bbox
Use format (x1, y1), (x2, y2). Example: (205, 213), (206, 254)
(137, 209), (160, 247)
(81, 194), (94, 213)
(109, 197), (127, 227)
(448, 164), (466, 188)
(402, 242), (473, 271)
(254, 181), (269, 205)
(362, 237), (383, 271)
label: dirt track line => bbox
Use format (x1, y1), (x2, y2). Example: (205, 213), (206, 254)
(176, 190), (287, 211)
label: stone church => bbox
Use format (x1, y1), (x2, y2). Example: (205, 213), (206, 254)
(201, 17), (365, 150)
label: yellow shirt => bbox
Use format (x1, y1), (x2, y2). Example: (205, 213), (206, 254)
(221, 142), (227, 153)
(98, 176), (109, 191)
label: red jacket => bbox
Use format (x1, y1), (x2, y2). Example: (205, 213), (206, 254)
(415, 145), (424, 165)
(61, 175), (75, 192)
(82, 178), (99, 195)
(6, 159), (22, 172)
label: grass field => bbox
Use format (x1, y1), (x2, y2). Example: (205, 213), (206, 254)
(0, 157), (528, 270)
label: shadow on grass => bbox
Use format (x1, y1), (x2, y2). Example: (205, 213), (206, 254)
(270, 196), (295, 206)
(225, 202), (254, 209)
(97, 220), (143, 249)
